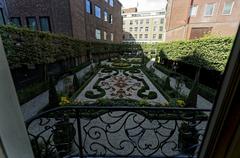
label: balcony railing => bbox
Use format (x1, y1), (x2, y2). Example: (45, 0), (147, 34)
(26, 106), (211, 158)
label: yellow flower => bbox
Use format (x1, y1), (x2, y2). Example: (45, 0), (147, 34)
(176, 99), (185, 107)
(59, 96), (71, 106)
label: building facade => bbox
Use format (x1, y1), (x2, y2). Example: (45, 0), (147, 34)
(166, 0), (240, 41)
(0, 0), (8, 25)
(6, 0), (122, 43)
(122, 8), (166, 43)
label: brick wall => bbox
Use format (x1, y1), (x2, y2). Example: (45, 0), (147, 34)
(166, 0), (240, 41)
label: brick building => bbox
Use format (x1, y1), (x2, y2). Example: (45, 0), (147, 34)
(0, 0), (8, 25)
(165, 0), (240, 41)
(6, 0), (122, 43)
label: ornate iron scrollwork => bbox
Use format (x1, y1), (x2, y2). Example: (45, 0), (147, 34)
(26, 106), (210, 158)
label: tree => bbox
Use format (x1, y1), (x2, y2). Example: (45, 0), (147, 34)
(185, 67), (200, 108)
(164, 76), (171, 90)
(73, 74), (80, 91)
(49, 76), (59, 108)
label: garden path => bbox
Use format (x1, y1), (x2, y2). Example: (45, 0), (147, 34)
(21, 63), (95, 121)
(146, 59), (213, 110)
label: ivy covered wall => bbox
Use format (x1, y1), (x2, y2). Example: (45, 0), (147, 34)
(0, 26), (124, 69)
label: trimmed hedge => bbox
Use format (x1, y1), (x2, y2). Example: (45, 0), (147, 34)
(154, 63), (216, 102)
(136, 37), (233, 72)
(131, 74), (158, 100)
(0, 25), (124, 69)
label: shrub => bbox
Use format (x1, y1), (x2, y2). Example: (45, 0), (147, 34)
(73, 74), (80, 91)
(48, 77), (59, 108)
(164, 76), (171, 90)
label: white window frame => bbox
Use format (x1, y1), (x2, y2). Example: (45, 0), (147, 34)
(104, 31), (107, 40)
(222, 1), (234, 15)
(95, 29), (101, 40)
(204, 3), (216, 17)
(104, 11), (108, 21)
(110, 33), (114, 41)
(190, 4), (198, 17)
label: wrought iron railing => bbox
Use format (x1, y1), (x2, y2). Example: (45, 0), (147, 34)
(26, 106), (211, 158)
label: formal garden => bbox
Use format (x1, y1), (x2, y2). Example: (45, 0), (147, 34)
(0, 25), (234, 157)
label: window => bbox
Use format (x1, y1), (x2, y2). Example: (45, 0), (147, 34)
(134, 27), (138, 32)
(26, 17), (37, 31)
(86, 0), (92, 14)
(129, 27), (133, 32)
(222, 1), (234, 15)
(154, 19), (158, 24)
(104, 11), (108, 21)
(140, 27), (143, 32)
(111, 33), (114, 41)
(134, 34), (138, 38)
(145, 27), (149, 32)
(159, 26), (163, 31)
(139, 34), (143, 39)
(109, 0), (113, 7)
(146, 19), (149, 24)
(204, 3), (215, 16)
(109, 14), (113, 24)
(95, 5), (101, 18)
(135, 20), (138, 25)
(160, 18), (164, 24)
(104, 31), (107, 40)
(140, 19), (143, 24)
(10, 17), (21, 27)
(130, 20), (133, 25)
(159, 34), (163, 39)
(129, 34), (133, 39)
(144, 34), (148, 39)
(95, 29), (101, 40)
(39, 17), (51, 32)
(0, 9), (5, 25)
(153, 26), (157, 32)
(190, 4), (198, 16)
(153, 34), (157, 39)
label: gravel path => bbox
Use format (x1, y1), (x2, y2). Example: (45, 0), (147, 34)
(146, 59), (213, 109)
(21, 64), (95, 121)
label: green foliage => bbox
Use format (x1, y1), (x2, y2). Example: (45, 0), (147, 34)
(48, 77), (59, 108)
(124, 37), (233, 72)
(155, 63), (216, 102)
(0, 25), (124, 69)
(73, 74), (80, 92)
(164, 76), (171, 90)
(185, 81), (198, 108)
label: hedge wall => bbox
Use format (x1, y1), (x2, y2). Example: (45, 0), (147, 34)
(139, 37), (233, 72)
(0, 25), (124, 69)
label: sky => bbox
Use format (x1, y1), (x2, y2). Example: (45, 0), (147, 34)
(119, 0), (167, 11)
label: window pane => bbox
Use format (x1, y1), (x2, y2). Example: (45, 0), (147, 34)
(40, 17), (51, 32)
(95, 6), (101, 18)
(190, 5), (198, 16)
(109, 0), (113, 7)
(95, 29), (101, 40)
(10, 17), (21, 27)
(86, 0), (92, 14)
(109, 14), (112, 24)
(159, 26), (163, 31)
(223, 2), (234, 15)
(104, 31), (107, 40)
(26, 17), (37, 31)
(0, 9), (5, 25)
(160, 18), (164, 24)
(205, 3), (215, 16)
(104, 11), (108, 21)
(111, 33), (114, 41)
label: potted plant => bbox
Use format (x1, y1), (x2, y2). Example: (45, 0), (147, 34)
(53, 117), (76, 157)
